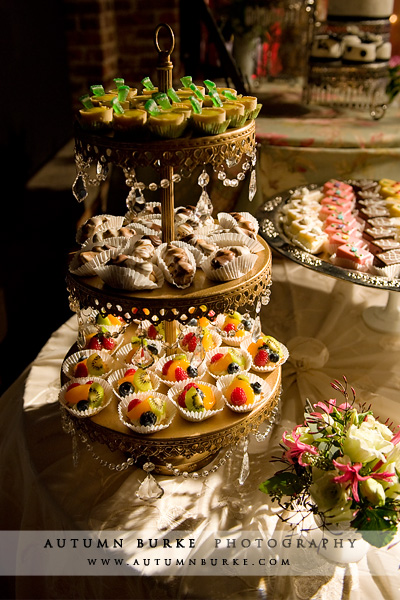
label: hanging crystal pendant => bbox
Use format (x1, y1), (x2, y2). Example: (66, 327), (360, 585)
(249, 168), (257, 202)
(196, 168), (213, 216)
(238, 437), (250, 485)
(72, 173), (88, 202)
(136, 462), (164, 501)
(252, 315), (262, 342)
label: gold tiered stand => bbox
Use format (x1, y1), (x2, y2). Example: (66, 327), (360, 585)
(64, 23), (280, 473)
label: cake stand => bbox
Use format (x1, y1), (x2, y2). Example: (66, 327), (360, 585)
(257, 185), (400, 333)
(63, 24), (280, 475)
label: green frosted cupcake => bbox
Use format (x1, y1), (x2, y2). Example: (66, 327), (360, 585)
(190, 106), (230, 135)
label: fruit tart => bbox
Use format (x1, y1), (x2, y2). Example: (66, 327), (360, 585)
(59, 377), (113, 417)
(62, 350), (116, 380)
(155, 353), (206, 386)
(118, 392), (176, 433)
(110, 367), (160, 401)
(217, 372), (269, 413)
(168, 380), (224, 422)
(206, 346), (252, 378)
(242, 335), (288, 373)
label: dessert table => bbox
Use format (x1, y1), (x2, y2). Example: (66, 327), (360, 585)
(1, 254), (400, 599)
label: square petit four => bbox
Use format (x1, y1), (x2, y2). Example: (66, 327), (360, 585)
(333, 243), (374, 271)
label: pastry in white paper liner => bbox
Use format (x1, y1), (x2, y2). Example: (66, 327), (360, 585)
(205, 346), (252, 379)
(62, 349), (118, 379)
(178, 326), (222, 356)
(69, 237), (128, 276)
(154, 353), (206, 387)
(329, 253), (374, 273)
(118, 392), (176, 434)
(59, 376), (114, 418)
(370, 263), (400, 278)
(93, 262), (164, 291)
(201, 247), (257, 282)
(94, 312), (128, 337)
(122, 235), (158, 262)
(76, 214), (125, 245)
(131, 221), (163, 238)
(217, 211), (259, 235)
(216, 372), (271, 413)
(208, 232), (264, 253)
(108, 367), (160, 401)
(214, 313), (252, 347)
(241, 336), (289, 373)
(167, 380), (224, 422)
(115, 339), (165, 367)
(155, 242), (197, 289)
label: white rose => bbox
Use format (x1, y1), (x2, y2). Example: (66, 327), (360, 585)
(343, 422), (394, 464)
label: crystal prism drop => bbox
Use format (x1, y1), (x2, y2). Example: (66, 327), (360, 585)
(249, 169), (257, 202)
(96, 161), (109, 180)
(136, 473), (164, 501)
(72, 174), (88, 202)
(198, 169), (210, 188)
(196, 190), (213, 216)
(252, 315), (262, 341)
(238, 438), (250, 485)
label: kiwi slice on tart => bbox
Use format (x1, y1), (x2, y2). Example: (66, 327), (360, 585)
(133, 368), (153, 392)
(87, 382), (105, 408)
(86, 353), (106, 376)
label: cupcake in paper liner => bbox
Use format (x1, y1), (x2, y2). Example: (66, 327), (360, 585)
(109, 367), (160, 401)
(62, 349), (118, 380)
(235, 95), (260, 120)
(179, 326), (221, 357)
(205, 346), (252, 379)
(154, 353), (206, 387)
(214, 312), (253, 347)
(59, 376), (114, 418)
(208, 232), (264, 253)
(168, 380), (224, 422)
(146, 111), (188, 139)
(217, 372), (270, 413)
(69, 238), (128, 276)
(222, 100), (247, 129)
(118, 392), (176, 433)
(155, 241), (197, 289)
(116, 338), (164, 368)
(190, 107), (230, 136)
(241, 335), (289, 373)
(76, 215), (126, 245)
(217, 211), (259, 236)
(94, 257), (164, 291)
(201, 246), (257, 282)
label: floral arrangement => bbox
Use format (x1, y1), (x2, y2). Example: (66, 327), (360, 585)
(259, 378), (400, 548)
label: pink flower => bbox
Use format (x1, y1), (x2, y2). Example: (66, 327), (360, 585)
(282, 431), (318, 467)
(332, 460), (395, 503)
(391, 428), (400, 446)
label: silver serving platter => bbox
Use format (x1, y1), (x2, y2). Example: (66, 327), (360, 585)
(257, 183), (400, 292)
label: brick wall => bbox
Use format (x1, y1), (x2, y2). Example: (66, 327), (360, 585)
(65, 0), (181, 105)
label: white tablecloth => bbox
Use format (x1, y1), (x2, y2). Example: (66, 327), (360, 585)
(1, 256), (400, 599)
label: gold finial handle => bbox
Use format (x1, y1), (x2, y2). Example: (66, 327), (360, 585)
(154, 23), (175, 93)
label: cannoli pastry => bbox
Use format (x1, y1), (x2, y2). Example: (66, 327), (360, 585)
(78, 243), (117, 265)
(92, 226), (136, 243)
(210, 246), (250, 269)
(143, 234), (162, 249)
(129, 237), (155, 260)
(229, 212), (258, 234)
(180, 234), (218, 256)
(107, 255), (158, 282)
(78, 215), (117, 243)
(163, 243), (195, 287)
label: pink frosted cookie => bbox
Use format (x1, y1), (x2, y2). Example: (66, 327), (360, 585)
(320, 196), (354, 210)
(323, 180), (353, 195)
(319, 205), (353, 221)
(333, 243), (374, 271)
(323, 222), (361, 238)
(325, 232), (367, 255)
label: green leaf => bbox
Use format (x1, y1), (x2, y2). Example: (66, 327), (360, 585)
(259, 472), (304, 497)
(351, 506), (398, 547)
